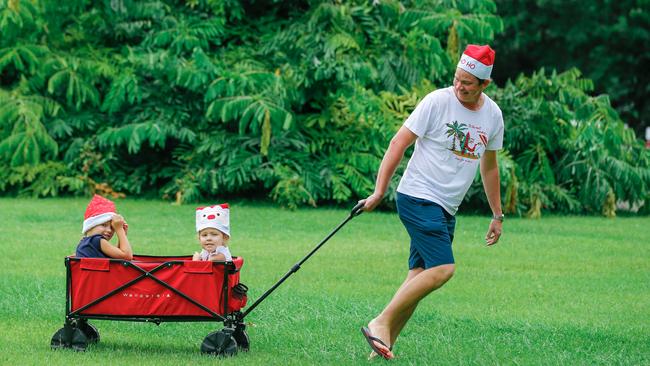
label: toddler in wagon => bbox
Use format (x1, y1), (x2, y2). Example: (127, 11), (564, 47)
(75, 194), (133, 260)
(192, 203), (233, 262)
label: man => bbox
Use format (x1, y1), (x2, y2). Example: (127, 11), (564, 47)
(360, 44), (504, 360)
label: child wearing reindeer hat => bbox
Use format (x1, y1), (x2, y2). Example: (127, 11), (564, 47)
(192, 204), (233, 262)
(75, 194), (133, 260)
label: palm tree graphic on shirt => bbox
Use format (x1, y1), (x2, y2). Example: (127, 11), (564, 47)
(445, 120), (485, 159)
(445, 121), (467, 151)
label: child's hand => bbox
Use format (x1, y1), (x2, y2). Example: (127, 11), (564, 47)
(111, 214), (126, 230)
(192, 252), (200, 261)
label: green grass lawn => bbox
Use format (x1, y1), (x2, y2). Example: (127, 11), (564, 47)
(0, 197), (648, 365)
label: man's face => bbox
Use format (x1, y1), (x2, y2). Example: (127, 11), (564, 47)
(453, 68), (488, 104)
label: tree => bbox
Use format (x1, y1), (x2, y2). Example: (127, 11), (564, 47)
(1, 0), (647, 216)
(492, 0), (650, 136)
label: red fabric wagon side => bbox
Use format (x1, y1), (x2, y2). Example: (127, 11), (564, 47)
(67, 255), (247, 318)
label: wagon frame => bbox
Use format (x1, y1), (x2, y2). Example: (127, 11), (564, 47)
(51, 255), (249, 356)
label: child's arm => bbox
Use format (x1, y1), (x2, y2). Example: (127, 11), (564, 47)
(208, 246), (231, 262)
(208, 252), (226, 261)
(100, 215), (133, 260)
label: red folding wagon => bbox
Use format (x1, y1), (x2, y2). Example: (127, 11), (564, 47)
(50, 254), (249, 355)
(51, 203), (363, 356)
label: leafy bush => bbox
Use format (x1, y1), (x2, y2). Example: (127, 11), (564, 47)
(1, 0), (647, 216)
(487, 68), (650, 217)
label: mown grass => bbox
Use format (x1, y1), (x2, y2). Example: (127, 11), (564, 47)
(0, 197), (648, 365)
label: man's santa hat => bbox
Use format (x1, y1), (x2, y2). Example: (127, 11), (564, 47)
(196, 203), (230, 237)
(457, 44), (495, 80)
(82, 194), (118, 234)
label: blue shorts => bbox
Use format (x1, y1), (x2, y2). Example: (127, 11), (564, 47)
(396, 192), (456, 269)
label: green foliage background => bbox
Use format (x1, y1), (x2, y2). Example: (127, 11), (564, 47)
(1, 0), (649, 216)
(492, 0), (650, 136)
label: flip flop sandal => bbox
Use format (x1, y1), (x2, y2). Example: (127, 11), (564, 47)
(361, 327), (394, 360)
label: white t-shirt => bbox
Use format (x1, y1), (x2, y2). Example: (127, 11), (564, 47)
(396, 86), (504, 215)
(199, 246), (233, 261)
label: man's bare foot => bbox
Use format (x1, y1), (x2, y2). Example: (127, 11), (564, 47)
(362, 319), (394, 359)
(368, 319), (392, 349)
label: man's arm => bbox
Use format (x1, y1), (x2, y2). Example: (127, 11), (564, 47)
(362, 126), (418, 211)
(480, 150), (503, 246)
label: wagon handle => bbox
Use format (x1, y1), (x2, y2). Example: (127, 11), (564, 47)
(241, 202), (363, 319)
(351, 201), (365, 217)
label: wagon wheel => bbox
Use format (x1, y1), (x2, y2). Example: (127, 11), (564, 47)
(200, 330), (238, 357)
(78, 320), (100, 344)
(51, 325), (89, 352)
(233, 325), (250, 351)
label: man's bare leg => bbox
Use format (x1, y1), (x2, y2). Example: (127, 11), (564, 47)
(387, 268), (422, 345)
(367, 269), (422, 359)
(367, 264), (455, 353)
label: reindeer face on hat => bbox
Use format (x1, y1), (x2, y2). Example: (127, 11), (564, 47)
(196, 204), (230, 237)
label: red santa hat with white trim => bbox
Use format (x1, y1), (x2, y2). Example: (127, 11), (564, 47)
(457, 44), (495, 80)
(82, 194), (118, 234)
(196, 203), (230, 237)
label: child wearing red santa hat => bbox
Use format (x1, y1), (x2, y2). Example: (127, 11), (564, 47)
(75, 194), (133, 260)
(192, 203), (232, 262)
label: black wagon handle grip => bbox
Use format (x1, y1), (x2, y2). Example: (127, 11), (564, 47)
(351, 201), (365, 217)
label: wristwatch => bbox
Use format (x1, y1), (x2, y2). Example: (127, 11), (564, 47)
(492, 214), (505, 222)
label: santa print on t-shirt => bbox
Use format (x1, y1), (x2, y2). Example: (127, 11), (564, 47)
(445, 121), (489, 161)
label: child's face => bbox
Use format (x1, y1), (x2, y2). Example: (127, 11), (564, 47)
(86, 221), (114, 240)
(198, 228), (227, 252)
